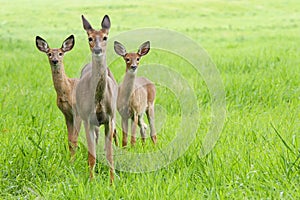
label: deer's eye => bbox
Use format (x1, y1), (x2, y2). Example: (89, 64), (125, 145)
(88, 37), (93, 42)
(48, 53), (52, 57)
(137, 58), (140, 61)
(59, 52), (63, 56)
(103, 36), (107, 41)
(126, 58), (130, 63)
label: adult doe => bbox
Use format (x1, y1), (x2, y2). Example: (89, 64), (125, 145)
(76, 15), (118, 183)
(114, 41), (157, 147)
(35, 35), (81, 156)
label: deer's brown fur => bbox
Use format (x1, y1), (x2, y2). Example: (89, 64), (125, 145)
(114, 41), (157, 147)
(76, 15), (118, 183)
(36, 35), (81, 156)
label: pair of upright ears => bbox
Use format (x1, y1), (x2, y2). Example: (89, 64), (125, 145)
(82, 14), (151, 57)
(82, 15), (110, 31)
(114, 41), (150, 57)
(36, 35), (75, 53)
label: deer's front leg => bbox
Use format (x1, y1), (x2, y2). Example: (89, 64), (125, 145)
(131, 113), (138, 146)
(105, 120), (114, 183)
(138, 115), (147, 144)
(66, 118), (78, 157)
(121, 118), (128, 147)
(113, 117), (118, 147)
(84, 121), (96, 179)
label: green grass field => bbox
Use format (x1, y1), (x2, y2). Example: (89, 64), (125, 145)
(0, 0), (299, 199)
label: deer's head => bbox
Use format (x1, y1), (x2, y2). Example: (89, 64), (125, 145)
(82, 15), (110, 56)
(114, 41), (150, 73)
(36, 35), (75, 68)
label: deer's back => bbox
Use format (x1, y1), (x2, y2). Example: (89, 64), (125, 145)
(134, 77), (156, 104)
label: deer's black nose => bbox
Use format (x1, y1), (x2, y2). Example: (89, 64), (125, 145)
(131, 66), (137, 70)
(93, 47), (102, 55)
(52, 60), (58, 65)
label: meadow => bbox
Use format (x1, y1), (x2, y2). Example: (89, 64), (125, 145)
(0, 0), (299, 199)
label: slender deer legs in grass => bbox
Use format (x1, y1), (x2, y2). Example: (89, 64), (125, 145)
(76, 15), (118, 183)
(35, 35), (81, 157)
(114, 41), (157, 147)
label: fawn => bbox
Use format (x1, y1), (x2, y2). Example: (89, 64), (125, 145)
(114, 41), (157, 147)
(75, 15), (118, 183)
(35, 35), (81, 156)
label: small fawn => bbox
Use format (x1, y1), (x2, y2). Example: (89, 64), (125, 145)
(35, 35), (81, 156)
(114, 41), (157, 147)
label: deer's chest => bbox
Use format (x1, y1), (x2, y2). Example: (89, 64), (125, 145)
(95, 102), (109, 125)
(129, 89), (147, 114)
(57, 95), (73, 116)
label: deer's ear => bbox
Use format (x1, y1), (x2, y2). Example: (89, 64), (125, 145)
(36, 36), (49, 53)
(82, 15), (93, 31)
(61, 35), (75, 52)
(138, 41), (150, 56)
(114, 41), (127, 57)
(101, 15), (111, 30)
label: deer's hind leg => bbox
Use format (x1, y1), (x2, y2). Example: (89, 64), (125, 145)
(146, 103), (157, 144)
(138, 114), (147, 144)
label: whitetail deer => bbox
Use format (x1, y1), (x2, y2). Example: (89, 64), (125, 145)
(75, 15), (118, 182)
(35, 35), (81, 157)
(114, 41), (157, 147)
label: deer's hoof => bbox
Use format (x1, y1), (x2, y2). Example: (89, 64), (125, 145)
(151, 135), (157, 144)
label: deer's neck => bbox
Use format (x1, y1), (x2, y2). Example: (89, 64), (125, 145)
(92, 54), (107, 101)
(51, 65), (69, 95)
(119, 72), (136, 105)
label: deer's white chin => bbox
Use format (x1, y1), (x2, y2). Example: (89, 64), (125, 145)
(93, 52), (103, 57)
(52, 65), (60, 69)
(129, 69), (137, 74)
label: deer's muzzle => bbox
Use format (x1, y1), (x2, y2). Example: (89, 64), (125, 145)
(93, 47), (102, 55)
(52, 60), (58, 65)
(131, 65), (137, 70)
